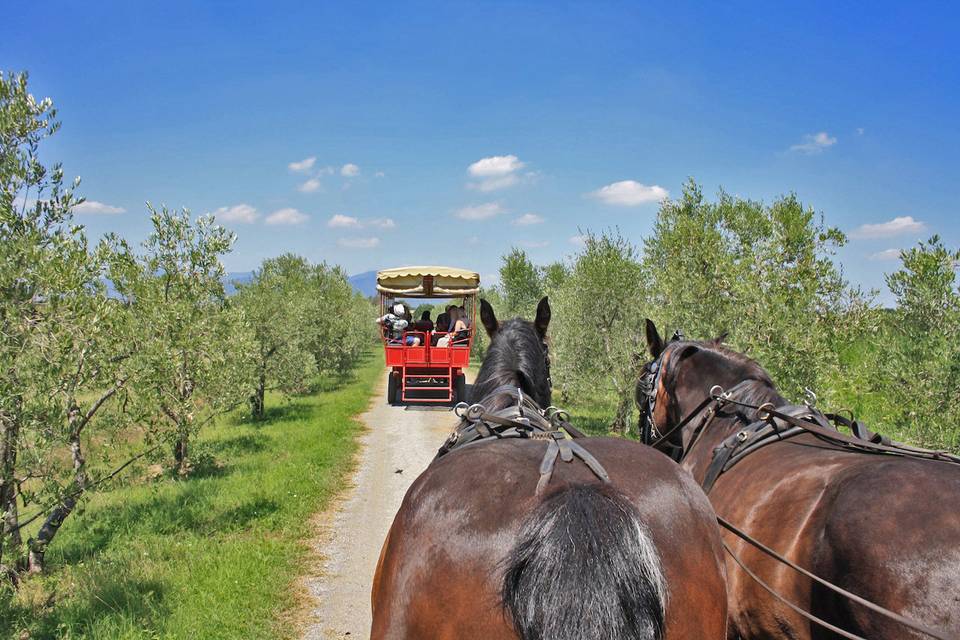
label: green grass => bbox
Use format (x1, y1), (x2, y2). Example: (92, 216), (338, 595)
(1, 353), (382, 640)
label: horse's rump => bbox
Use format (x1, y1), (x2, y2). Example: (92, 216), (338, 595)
(371, 438), (728, 640)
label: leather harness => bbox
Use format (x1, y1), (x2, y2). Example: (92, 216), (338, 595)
(435, 384), (610, 494)
(638, 343), (960, 640)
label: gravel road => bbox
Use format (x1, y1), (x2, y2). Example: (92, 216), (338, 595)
(301, 370), (471, 639)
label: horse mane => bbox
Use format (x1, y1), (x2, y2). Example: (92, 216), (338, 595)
(687, 340), (787, 418)
(471, 318), (550, 410)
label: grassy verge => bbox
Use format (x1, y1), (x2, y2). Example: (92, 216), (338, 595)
(2, 353), (383, 640)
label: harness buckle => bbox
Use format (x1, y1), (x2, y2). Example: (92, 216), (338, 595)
(453, 402), (470, 418)
(803, 388), (818, 409)
(737, 430), (749, 443)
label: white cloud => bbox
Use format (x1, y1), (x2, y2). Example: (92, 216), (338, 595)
(468, 174), (520, 192)
(468, 155), (525, 177)
(288, 156), (317, 173)
(852, 216), (926, 239)
(72, 200), (126, 215)
(512, 213), (545, 226)
(341, 163), (360, 177)
(455, 202), (505, 220)
(211, 204), (258, 224)
(328, 214), (360, 228)
(789, 131), (837, 154)
(589, 180), (668, 206)
(569, 234), (588, 247)
(265, 208), (308, 225)
(870, 248), (901, 261)
(298, 177), (323, 193)
(338, 237), (380, 249)
(521, 240), (550, 248)
(467, 154), (526, 191)
(369, 217), (396, 229)
(328, 214), (395, 229)
(374, 171), (385, 178)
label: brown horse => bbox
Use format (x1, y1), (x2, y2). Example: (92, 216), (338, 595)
(639, 320), (960, 640)
(371, 299), (728, 640)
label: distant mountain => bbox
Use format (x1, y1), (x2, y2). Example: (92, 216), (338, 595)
(349, 270), (378, 297)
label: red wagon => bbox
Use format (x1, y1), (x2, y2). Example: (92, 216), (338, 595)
(377, 266), (479, 405)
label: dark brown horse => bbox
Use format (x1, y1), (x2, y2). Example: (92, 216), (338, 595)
(639, 320), (960, 640)
(371, 299), (728, 640)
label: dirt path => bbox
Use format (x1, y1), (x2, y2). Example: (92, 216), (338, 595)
(301, 370), (471, 640)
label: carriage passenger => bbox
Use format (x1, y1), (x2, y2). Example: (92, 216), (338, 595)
(375, 303), (420, 346)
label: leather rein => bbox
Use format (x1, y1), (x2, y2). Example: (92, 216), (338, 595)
(435, 384), (610, 494)
(638, 345), (960, 640)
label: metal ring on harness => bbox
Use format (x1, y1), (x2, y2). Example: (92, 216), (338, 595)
(757, 402), (775, 421)
(710, 385), (726, 401)
(464, 403), (486, 422)
(453, 402), (470, 418)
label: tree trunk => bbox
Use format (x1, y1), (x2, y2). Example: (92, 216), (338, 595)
(249, 370), (266, 419)
(0, 409), (22, 571)
(28, 423), (88, 573)
(609, 393), (633, 436)
(173, 428), (189, 476)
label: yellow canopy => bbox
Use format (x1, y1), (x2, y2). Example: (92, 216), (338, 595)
(376, 266), (480, 297)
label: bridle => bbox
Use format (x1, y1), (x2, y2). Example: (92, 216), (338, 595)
(638, 331), (701, 460)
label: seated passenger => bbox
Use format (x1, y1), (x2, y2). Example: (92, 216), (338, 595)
(451, 307), (470, 345)
(432, 311), (449, 345)
(376, 303), (421, 346)
(413, 310), (434, 332)
(437, 307), (470, 347)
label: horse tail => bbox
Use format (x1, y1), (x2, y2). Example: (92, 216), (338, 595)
(502, 484), (667, 640)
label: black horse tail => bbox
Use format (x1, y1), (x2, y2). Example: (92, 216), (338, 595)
(502, 484), (668, 640)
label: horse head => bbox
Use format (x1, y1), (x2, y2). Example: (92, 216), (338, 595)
(637, 319), (777, 454)
(472, 296), (552, 409)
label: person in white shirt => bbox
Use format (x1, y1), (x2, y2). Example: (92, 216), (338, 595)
(376, 302), (420, 346)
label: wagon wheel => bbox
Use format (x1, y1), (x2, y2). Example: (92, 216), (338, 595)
(388, 371), (401, 405)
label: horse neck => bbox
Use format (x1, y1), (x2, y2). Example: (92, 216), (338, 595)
(674, 355), (786, 478)
(472, 366), (525, 412)
(471, 326), (548, 410)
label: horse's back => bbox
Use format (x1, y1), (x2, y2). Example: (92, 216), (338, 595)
(711, 442), (960, 639)
(372, 437), (727, 640)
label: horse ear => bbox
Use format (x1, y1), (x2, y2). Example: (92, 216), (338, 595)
(534, 296), (551, 338)
(646, 319), (664, 359)
(480, 299), (499, 338)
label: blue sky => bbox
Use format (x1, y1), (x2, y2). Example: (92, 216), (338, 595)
(5, 1), (958, 301)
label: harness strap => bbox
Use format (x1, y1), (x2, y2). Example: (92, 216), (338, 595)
(721, 541), (868, 640)
(719, 517), (953, 640)
(535, 432), (612, 495)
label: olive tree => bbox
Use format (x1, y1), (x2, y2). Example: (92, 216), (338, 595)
(0, 71), (133, 576)
(643, 180), (864, 400)
(110, 206), (256, 475)
(234, 254), (319, 419)
(881, 237), (960, 449)
(306, 263), (375, 377)
(550, 231), (647, 433)
(498, 248), (544, 319)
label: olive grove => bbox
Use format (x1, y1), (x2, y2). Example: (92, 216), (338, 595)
(0, 72), (376, 584)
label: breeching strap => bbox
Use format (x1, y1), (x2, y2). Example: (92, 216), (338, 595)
(718, 516), (953, 640)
